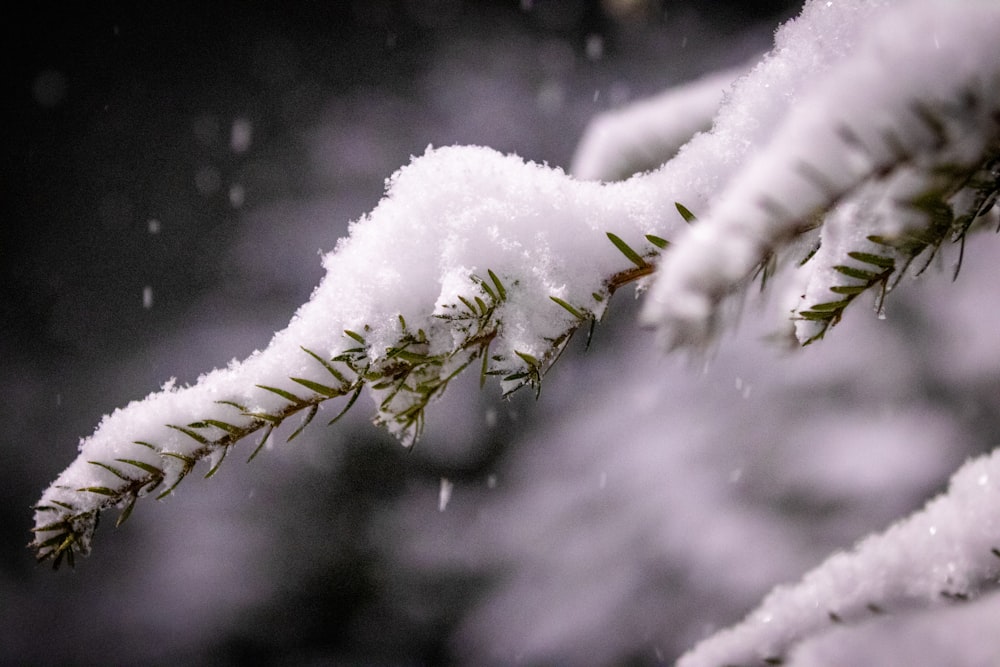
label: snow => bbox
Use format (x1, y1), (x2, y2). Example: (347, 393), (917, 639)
(229, 118), (252, 153)
(438, 477), (453, 512)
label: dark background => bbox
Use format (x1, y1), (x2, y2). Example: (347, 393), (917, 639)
(3, 2), (804, 665)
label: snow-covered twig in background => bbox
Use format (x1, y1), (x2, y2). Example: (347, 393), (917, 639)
(678, 450), (1000, 667)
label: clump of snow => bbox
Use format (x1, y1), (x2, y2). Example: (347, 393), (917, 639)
(570, 65), (745, 182)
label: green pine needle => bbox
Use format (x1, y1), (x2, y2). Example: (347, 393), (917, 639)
(301, 347), (350, 384)
(167, 424), (210, 445)
(87, 460), (129, 481)
(549, 295), (586, 320)
(606, 232), (649, 269)
(645, 234), (670, 249)
(488, 269), (507, 301)
(288, 404), (319, 442)
(291, 377), (342, 398)
(514, 350), (540, 367)
(674, 202), (697, 223)
(343, 329), (367, 345)
(77, 486), (116, 497)
(328, 384), (364, 426)
(247, 424), (275, 462)
(197, 419), (245, 437)
(116, 495), (139, 528)
(256, 384), (308, 407)
(847, 251), (895, 268)
(204, 446), (230, 478)
(832, 265), (881, 281)
(115, 458), (165, 478)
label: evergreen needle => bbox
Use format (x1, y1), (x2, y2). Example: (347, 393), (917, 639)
(549, 295), (586, 320)
(606, 232), (649, 269)
(674, 201), (697, 223)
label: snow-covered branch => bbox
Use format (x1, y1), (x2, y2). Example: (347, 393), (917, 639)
(641, 1), (1000, 348)
(30, 146), (688, 566)
(678, 450), (1000, 667)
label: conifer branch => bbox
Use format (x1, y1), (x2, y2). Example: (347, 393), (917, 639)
(30, 221), (674, 567)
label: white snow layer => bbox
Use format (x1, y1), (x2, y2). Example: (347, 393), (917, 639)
(570, 65), (747, 182)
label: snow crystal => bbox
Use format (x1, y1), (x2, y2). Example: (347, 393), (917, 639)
(585, 34), (604, 61)
(438, 478), (453, 512)
(228, 184), (245, 208)
(230, 118), (252, 153)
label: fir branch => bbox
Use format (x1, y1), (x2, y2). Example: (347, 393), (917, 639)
(31, 256), (644, 566)
(795, 153), (1000, 343)
(30, 331), (391, 567)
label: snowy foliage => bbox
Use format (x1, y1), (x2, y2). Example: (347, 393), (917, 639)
(641, 0), (1000, 351)
(31, 0), (1000, 664)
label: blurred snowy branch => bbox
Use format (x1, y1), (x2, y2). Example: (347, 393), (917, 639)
(570, 64), (748, 181)
(641, 0), (1000, 351)
(679, 450), (1000, 667)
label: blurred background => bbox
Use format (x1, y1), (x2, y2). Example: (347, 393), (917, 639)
(8, 1), (1000, 665)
